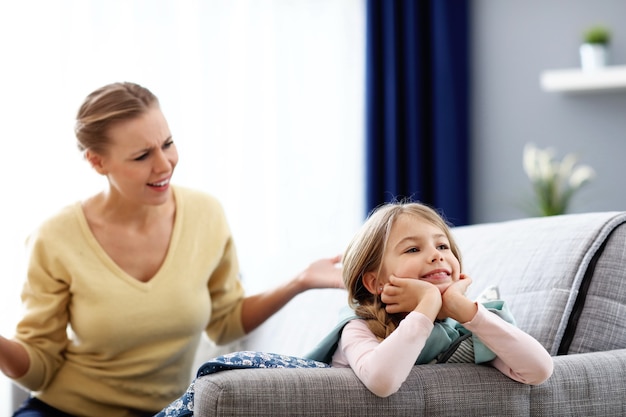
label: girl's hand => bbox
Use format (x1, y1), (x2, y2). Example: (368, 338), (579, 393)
(382, 275), (441, 320)
(438, 274), (477, 322)
(295, 255), (344, 291)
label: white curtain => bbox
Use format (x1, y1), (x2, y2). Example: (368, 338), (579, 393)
(0, 0), (364, 408)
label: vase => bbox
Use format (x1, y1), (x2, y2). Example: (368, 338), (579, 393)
(579, 43), (608, 71)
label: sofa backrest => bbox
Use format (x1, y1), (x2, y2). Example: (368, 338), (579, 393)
(452, 211), (626, 356)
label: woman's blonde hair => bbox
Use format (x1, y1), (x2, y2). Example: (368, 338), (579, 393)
(74, 82), (159, 155)
(343, 201), (462, 339)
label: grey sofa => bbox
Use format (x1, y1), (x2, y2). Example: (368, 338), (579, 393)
(193, 211), (626, 416)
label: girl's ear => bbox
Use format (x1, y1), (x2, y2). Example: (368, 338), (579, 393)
(85, 150), (107, 175)
(362, 271), (380, 295)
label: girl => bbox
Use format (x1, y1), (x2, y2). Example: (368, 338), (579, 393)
(330, 202), (553, 397)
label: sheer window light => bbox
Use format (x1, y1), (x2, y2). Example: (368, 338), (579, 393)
(0, 2), (364, 407)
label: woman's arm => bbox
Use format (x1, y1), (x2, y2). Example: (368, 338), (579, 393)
(240, 255), (343, 333)
(0, 336), (30, 378)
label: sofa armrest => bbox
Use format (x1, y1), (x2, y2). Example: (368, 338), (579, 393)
(532, 349), (626, 416)
(193, 349), (626, 417)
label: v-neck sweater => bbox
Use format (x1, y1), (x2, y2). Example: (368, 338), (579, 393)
(13, 186), (245, 416)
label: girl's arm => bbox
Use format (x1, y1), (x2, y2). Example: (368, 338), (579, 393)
(442, 278), (553, 385)
(462, 303), (554, 385)
(335, 277), (441, 397)
(336, 312), (435, 397)
(334, 276), (441, 397)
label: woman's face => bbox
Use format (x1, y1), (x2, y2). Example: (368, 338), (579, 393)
(379, 214), (461, 293)
(90, 106), (178, 206)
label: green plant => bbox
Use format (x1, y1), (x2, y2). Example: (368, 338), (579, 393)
(583, 25), (611, 45)
(522, 143), (596, 217)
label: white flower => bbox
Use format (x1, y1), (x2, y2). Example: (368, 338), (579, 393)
(536, 147), (555, 181)
(569, 165), (595, 189)
(522, 143), (595, 216)
(558, 153), (578, 182)
(522, 143), (539, 181)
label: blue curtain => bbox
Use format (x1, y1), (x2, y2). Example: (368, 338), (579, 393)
(365, 0), (470, 226)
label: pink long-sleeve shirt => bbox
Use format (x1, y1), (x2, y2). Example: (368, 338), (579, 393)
(331, 303), (554, 397)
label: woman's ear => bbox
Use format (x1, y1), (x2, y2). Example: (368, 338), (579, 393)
(362, 271), (380, 295)
(85, 150), (107, 175)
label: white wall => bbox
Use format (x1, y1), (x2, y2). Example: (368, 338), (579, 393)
(471, 0), (626, 223)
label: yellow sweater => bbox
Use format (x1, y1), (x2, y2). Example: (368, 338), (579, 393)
(13, 186), (245, 416)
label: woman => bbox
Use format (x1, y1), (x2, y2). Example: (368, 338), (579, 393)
(0, 82), (342, 417)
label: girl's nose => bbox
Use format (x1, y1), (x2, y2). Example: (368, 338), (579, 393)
(431, 251), (443, 263)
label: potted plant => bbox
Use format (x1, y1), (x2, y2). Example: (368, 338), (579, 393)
(522, 143), (595, 217)
(580, 25), (611, 71)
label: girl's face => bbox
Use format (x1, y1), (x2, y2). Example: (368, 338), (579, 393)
(378, 213), (461, 293)
(88, 106), (178, 207)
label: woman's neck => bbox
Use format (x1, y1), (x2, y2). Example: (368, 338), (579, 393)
(83, 188), (175, 229)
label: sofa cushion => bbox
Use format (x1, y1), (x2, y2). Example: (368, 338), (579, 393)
(452, 211), (626, 355)
(193, 349), (626, 417)
(561, 223), (626, 354)
(194, 366), (528, 417)
(155, 352), (329, 417)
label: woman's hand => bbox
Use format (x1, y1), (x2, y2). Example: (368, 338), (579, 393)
(438, 274), (477, 322)
(382, 275), (442, 321)
(0, 335), (30, 379)
(242, 255), (344, 333)
(295, 255), (344, 291)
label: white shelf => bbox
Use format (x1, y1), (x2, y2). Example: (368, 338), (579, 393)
(540, 65), (626, 93)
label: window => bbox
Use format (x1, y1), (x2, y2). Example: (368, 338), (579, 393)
(0, 1), (364, 332)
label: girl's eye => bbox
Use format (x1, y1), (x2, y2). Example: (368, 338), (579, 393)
(406, 247), (419, 253)
(134, 153), (149, 161)
(437, 244), (450, 250)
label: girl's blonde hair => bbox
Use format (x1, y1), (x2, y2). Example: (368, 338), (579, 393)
(343, 201), (462, 339)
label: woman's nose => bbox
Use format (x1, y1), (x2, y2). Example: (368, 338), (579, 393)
(154, 149), (171, 172)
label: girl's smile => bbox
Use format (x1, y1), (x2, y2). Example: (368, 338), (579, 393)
(380, 213), (460, 293)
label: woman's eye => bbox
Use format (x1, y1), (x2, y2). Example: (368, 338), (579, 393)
(134, 153), (149, 161)
(163, 140), (174, 149)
